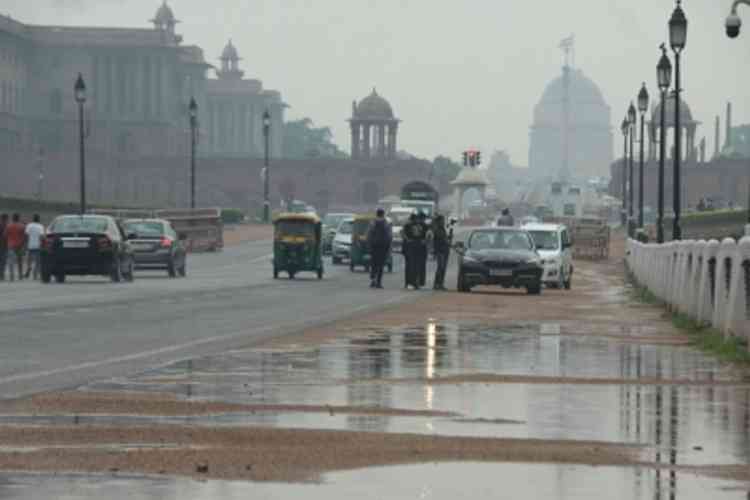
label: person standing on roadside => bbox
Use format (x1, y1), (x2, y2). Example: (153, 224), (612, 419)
(0, 213), (8, 281)
(431, 214), (453, 291)
(415, 211), (429, 287)
(366, 208), (392, 289)
(497, 208), (515, 227)
(5, 213), (26, 281)
(24, 214), (45, 281)
(401, 213), (421, 290)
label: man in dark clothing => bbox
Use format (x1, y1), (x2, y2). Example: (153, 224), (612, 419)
(401, 213), (424, 290)
(0, 213), (8, 281)
(432, 214), (453, 290)
(497, 208), (515, 227)
(415, 211), (429, 287)
(367, 208), (392, 289)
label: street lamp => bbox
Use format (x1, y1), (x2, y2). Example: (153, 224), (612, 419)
(628, 102), (637, 237)
(669, 0), (687, 240)
(637, 83), (649, 230)
(656, 44), (672, 243)
(74, 73), (87, 215)
(188, 97), (198, 209)
(726, 0), (749, 38)
(262, 110), (271, 224)
(621, 117), (629, 227)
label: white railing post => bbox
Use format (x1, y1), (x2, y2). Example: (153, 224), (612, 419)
(726, 237), (750, 340)
(713, 238), (738, 334)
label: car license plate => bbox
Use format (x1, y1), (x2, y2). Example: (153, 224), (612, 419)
(132, 243), (153, 251)
(63, 240), (89, 248)
(490, 269), (513, 277)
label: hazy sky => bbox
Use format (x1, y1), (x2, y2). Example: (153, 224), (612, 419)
(5, 0), (749, 165)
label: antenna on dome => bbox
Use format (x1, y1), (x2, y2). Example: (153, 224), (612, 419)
(559, 34), (575, 69)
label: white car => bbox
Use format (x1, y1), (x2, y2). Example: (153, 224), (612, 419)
(331, 218), (354, 265)
(387, 206), (414, 254)
(522, 223), (573, 289)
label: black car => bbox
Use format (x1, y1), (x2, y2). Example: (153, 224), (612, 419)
(455, 228), (544, 295)
(41, 215), (135, 283)
(122, 218), (187, 278)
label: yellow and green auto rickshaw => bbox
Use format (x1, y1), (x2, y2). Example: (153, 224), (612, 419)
(349, 214), (393, 273)
(273, 213), (324, 280)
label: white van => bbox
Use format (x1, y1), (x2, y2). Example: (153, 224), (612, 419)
(522, 223), (573, 290)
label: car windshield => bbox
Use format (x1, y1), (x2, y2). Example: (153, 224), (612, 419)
(50, 216), (109, 234)
(389, 212), (411, 226)
(323, 214), (348, 227)
(468, 230), (533, 251)
(528, 230), (559, 250)
(337, 221), (353, 235)
(123, 221), (164, 237)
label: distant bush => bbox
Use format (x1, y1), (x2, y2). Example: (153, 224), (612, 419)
(221, 208), (245, 224)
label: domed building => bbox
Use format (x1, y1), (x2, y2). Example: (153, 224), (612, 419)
(349, 88), (400, 160)
(529, 67), (613, 180)
(648, 91), (700, 162)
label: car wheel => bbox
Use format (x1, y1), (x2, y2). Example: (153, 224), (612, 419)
(54, 272), (65, 284)
(527, 284), (542, 295)
(564, 272), (572, 290)
(457, 271), (470, 293)
(110, 258), (122, 283)
(289, 271), (295, 280)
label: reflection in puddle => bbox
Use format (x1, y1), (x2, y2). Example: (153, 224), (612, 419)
(0, 463), (746, 500)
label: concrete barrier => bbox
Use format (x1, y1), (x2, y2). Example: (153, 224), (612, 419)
(627, 237), (750, 342)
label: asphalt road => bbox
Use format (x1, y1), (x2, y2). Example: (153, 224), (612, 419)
(0, 240), (416, 399)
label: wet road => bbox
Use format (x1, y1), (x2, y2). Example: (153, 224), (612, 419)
(0, 240), (412, 398)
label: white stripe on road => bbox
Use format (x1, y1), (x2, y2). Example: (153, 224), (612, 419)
(0, 294), (407, 388)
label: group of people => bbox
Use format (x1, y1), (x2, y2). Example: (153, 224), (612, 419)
(0, 213), (46, 282)
(366, 208), (453, 291)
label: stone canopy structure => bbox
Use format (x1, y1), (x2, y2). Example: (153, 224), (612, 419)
(349, 88), (399, 160)
(529, 67), (613, 181)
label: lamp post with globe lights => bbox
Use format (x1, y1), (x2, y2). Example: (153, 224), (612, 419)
(669, 0), (687, 240)
(621, 118), (629, 228)
(628, 102), (637, 237)
(188, 97), (198, 209)
(74, 73), (87, 215)
(656, 44), (672, 244)
(637, 83), (649, 230)
(262, 110), (271, 224)
(726, 0), (749, 38)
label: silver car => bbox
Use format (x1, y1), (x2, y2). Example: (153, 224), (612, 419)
(122, 219), (187, 278)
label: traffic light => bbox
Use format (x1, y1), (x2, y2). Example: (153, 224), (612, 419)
(476, 151), (481, 166)
(462, 151), (468, 166)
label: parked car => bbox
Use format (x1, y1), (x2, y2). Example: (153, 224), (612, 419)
(41, 214), (135, 283)
(321, 212), (354, 255)
(522, 223), (573, 290)
(455, 227), (543, 294)
(122, 218), (187, 278)
(331, 218), (354, 265)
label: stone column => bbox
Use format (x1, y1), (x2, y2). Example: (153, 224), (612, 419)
(378, 124), (386, 157)
(363, 123), (371, 159)
(351, 122), (360, 159)
(388, 123), (398, 157)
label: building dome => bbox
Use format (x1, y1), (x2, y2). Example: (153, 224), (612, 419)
(354, 88), (394, 120)
(534, 68), (610, 126)
(153, 1), (176, 25)
(651, 92), (695, 127)
(221, 39), (239, 61)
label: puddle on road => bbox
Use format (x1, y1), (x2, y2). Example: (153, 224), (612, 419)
(0, 463), (746, 500)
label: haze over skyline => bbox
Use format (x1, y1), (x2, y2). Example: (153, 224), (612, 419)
(6, 0), (749, 167)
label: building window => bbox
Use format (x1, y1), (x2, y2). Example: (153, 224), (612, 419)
(50, 89), (63, 114)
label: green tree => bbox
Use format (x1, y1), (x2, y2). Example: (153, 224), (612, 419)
(432, 155), (462, 182)
(282, 118), (347, 159)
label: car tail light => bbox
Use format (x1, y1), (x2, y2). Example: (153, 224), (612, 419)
(97, 236), (112, 251)
(160, 237), (173, 248)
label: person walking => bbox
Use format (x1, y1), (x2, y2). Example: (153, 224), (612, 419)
(432, 214), (453, 290)
(497, 208), (515, 227)
(415, 211), (429, 287)
(24, 214), (45, 281)
(0, 213), (8, 281)
(5, 213), (26, 281)
(401, 213), (422, 290)
(366, 208), (392, 289)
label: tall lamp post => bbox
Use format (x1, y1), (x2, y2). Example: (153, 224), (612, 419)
(637, 83), (649, 230)
(262, 110), (271, 224)
(188, 97), (198, 209)
(74, 73), (87, 215)
(628, 102), (637, 237)
(621, 118), (629, 227)
(725, 0), (749, 38)
(656, 44), (672, 244)
(669, 0), (687, 240)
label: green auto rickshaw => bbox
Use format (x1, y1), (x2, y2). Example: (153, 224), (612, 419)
(349, 214), (393, 273)
(273, 213), (324, 280)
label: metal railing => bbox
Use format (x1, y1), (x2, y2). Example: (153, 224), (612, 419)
(627, 237), (750, 341)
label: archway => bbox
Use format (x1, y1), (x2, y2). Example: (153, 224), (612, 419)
(400, 181), (439, 205)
